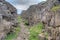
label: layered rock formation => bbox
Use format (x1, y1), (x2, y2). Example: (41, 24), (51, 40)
(21, 0), (60, 26)
(21, 0), (60, 40)
(21, 1), (48, 26)
(0, 0), (17, 40)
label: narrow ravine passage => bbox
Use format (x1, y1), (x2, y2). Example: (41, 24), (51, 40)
(15, 22), (29, 40)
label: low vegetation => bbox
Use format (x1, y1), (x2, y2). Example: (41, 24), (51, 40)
(29, 23), (44, 40)
(5, 26), (20, 40)
(24, 20), (29, 26)
(51, 5), (60, 12)
(5, 16), (21, 40)
(17, 16), (22, 23)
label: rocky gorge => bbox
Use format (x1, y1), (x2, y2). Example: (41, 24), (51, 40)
(0, 0), (60, 40)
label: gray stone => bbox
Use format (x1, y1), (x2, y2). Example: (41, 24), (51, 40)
(0, 0), (17, 40)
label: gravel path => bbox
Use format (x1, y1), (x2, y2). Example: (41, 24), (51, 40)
(15, 22), (29, 40)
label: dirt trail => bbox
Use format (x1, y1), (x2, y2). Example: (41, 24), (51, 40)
(15, 22), (29, 40)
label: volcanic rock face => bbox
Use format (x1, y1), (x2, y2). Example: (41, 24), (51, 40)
(0, 0), (17, 40)
(21, 1), (47, 25)
(21, 0), (60, 40)
(21, 0), (51, 25)
(21, 0), (60, 26)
